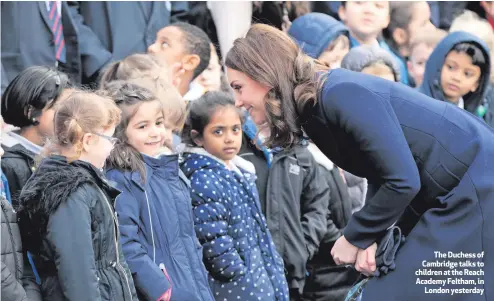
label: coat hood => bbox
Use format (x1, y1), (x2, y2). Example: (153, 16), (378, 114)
(288, 12), (349, 59)
(418, 31), (491, 113)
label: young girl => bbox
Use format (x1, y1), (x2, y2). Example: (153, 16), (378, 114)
(1, 66), (71, 207)
(103, 79), (214, 301)
(17, 91), (138, 301)
(180, 91), (289, 301)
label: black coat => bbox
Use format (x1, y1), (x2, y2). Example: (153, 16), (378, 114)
(1, 144), (36, 209)
(1, 197), (42, 301)
(17, 155), (138, 301)
(266, 145), (329, 295)
(301, 68), (494, 300)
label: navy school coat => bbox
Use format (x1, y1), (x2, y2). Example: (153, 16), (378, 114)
(106, 154), (214, 301)
(300, 68), (494, 301)
(180, 148), (289, 301)
(418, 31), (491, 116)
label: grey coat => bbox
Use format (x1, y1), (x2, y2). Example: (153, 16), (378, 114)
(1, 197), (41, 301)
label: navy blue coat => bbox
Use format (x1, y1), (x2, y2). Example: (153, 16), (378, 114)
(68, 1), (188, 80)
(180, 149), (289, 301)
(301, 68), (494, 301)
(288, 13), (349, 60)
(106, 154), (214, 301)
(419, 31), (491, 115)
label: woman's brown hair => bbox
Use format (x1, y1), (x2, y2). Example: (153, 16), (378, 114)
(225, 23), (329, 149)
(44, 90), (121, 160)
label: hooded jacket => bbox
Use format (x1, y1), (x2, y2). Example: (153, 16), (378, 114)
(180, 148), (289, 301)
(341, 45), (401, 82)
(106, 154), (214, 301)
(418, 31), (491, 115)
(1, 144), (36, 208)
(17, 155), (138, 301)
(288, 13), (349, 59)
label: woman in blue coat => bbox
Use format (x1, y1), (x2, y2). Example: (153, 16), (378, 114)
(224, 24), (494, 301)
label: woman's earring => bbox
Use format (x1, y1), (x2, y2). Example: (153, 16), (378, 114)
(32, 118), (40, 126)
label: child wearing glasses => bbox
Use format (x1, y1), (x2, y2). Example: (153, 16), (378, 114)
(104, 78), (214, 301)
(17, 90), (138, 301)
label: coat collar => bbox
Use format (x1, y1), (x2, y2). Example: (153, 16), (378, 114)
(183, 146), (257, 175)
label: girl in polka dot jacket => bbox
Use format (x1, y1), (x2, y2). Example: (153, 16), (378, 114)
(180, 91), (289, 301)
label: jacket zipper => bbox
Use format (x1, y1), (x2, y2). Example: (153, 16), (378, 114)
(98, 189), (134, 300)
(1, 201), (20, 280)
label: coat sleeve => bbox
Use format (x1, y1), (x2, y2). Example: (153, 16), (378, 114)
(1, 261), (28, 301)
(189, 170), (248, 282)
(1, 158), (28, 206)
(321, 81), (421, 249)
(300, 155), (330, 260)
(108, 172), (172, 301)
(66, 1), (113, 79)
(44, 186), (102, 301)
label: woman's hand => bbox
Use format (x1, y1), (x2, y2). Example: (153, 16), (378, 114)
(331, 235), (359, 265)
(355, 242), (377, 276)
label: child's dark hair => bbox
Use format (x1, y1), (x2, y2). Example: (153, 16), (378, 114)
(1, 66), (71, 127)
(182, 91), (245, 146)
(102, 81), (164, 180)
(169, 22), (212, 80)
(383, 2), (416, 48)
(449, 42), (487, 69)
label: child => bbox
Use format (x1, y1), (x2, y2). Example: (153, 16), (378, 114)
(193, 43), (231, 95)
(341, 45), (401, 82)
(419, 31), (491, 115)
(17, 91), (138, 301)
(99, 53), (172, 89)
(1, 116), (42, 301)
(338, 1), (409, 85)
(407, 29), (447, 87)
(180, 91), (289, 300)
(103, 79), (214, 301)
(288, 13), (350, 69)
(384, 2), (435, 86)
(1, 66), (71, 207)
(148, 22), (212, 97)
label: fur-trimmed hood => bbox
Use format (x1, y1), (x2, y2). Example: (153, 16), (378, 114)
(17, 155), (119, 252)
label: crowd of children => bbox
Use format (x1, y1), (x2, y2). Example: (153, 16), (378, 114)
(2, 2), (494, 301)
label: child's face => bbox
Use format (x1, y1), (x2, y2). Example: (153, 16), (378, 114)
(440, 51), (481, 103)
(195, 106), (243, 164)
(408, 43), (434, 87)
(80, 126), (117, 169)
(125, 100), (170, 157)
(406, 2), (435, 49)
(148, 26), (187, 68)
(361, 62), (396, 82)
(195, 45), (222, 92)
(318, 35), (350, 68)
(37, 107), (56, 143)
(339, 1), (390, 42)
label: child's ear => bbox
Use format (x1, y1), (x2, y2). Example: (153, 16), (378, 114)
(182, 54), (201, 74)
(392, 28), (408, 47)
(191, 129), (203, 146)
